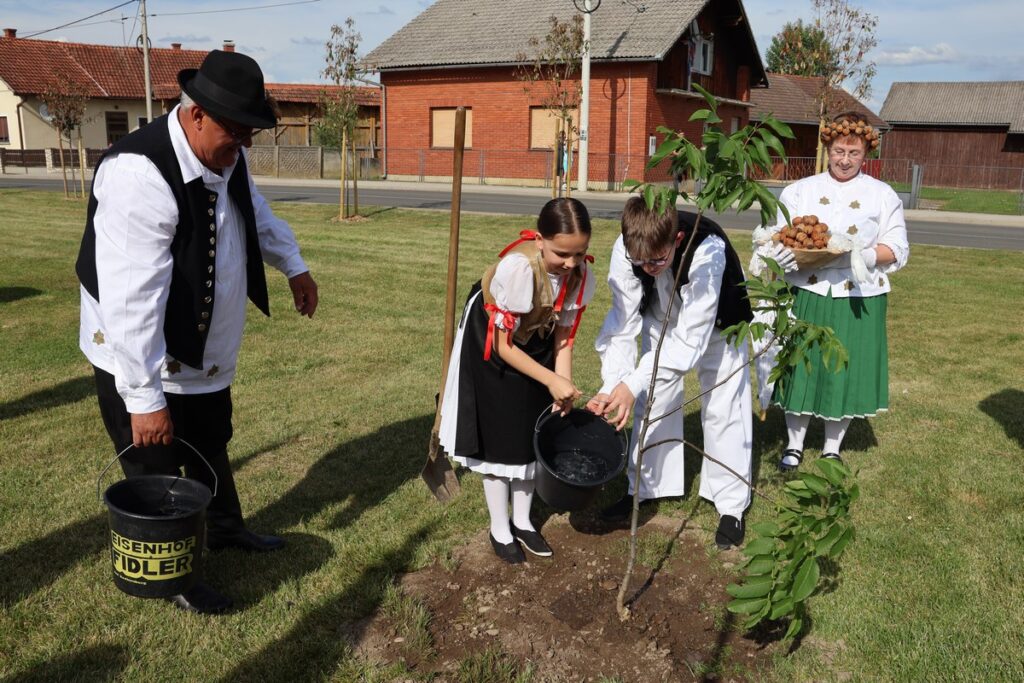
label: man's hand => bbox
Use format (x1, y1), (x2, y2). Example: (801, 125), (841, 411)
(586, 393), (612, 415)
(600, 382), (635, 431)
(288, 271), (319, 318)
(131, 408), (173, 447)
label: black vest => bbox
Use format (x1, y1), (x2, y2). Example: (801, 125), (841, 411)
(632, 212), (753, 330)
(76, 113), (270, 370)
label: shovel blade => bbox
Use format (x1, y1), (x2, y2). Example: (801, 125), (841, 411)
(422, 429), (461, 502)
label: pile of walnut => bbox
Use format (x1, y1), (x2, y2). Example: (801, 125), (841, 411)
(773, 215), (831, 249)
(821, 119), (880, 150)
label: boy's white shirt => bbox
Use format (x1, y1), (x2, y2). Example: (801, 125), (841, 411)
(595, 234), (725, 399)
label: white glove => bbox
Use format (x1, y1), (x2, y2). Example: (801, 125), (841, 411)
(860, 246), (878, 269)
(763, 242), (798, 273)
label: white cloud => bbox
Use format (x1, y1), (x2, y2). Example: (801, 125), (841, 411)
(876, 43), (959, 66)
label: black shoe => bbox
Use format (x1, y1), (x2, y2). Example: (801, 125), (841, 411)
(207, 528), (286, 552)
(715, 515), (745, 550)
(599, 495), (648, 523)
(821, 452), (843, 464)
(511, 524), (553, 557)
(166, 581), (233, 614)
(489, 533), (526, 564)
(779, 448), (803, 473)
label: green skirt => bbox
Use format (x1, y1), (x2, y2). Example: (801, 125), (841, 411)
(773, 289), (889, 419)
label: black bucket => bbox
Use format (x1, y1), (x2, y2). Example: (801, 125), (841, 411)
(97, 439), (217, 599)
(533, 408), (627, 511)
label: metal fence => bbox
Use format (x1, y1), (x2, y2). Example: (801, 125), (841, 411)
(746, 156), (915, 186)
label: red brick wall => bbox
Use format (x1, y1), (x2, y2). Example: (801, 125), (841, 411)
(381, 61), (753, 185)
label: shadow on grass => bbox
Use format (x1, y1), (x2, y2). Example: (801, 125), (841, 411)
(5, 643), (129, 683)
(0, 514), (107, 605)
(244, 415), (432, 534)
(0, 376), (95, 421)
(215, 519), (440, 682)
(0, 286), (43, 304)
(979, 389), (1024, 451)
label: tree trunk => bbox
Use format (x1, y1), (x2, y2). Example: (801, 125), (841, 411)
(340, 128), (348, 220)
(351, 133), (359, 216)
(56, 129), (69, 199)
(78, 129), (87, 200)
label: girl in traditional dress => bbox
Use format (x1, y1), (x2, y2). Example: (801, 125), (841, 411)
(751, 112), (910, 471)
(439, 198), (595, 564)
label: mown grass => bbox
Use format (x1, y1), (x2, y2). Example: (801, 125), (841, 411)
(888, 182), (1022, 214)
(1, 188), (1022, 681)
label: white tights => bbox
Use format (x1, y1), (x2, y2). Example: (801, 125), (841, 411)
(783, 412), (852, 463)
(482, 475), (536, 544)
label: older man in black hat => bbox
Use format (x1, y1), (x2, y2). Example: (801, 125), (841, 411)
(76, 50), (319, 614)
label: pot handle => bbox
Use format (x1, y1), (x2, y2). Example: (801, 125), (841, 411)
(96, 436), (219, 503)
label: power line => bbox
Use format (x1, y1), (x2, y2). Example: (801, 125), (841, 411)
(23, 0), (139, 39)
(151, 0), (321, 18)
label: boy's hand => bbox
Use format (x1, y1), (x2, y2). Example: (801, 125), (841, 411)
(602, 383), (635, 431)
(586, 393), (612, 414)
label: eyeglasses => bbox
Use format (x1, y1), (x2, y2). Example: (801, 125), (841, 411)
(206, 112), (257, 143)
(828, 148), (865, 161)
(627, 252), (672, 268)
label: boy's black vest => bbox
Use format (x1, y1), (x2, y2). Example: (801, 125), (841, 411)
(75, 113), (269, 370)
(632, 212), (753, 329)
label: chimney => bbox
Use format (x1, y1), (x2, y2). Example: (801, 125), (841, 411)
(222, 40), (235, 53)
(171, 42), (182, 50)
(3, 28), (16, 39)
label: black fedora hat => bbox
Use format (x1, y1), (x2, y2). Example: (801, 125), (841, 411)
(178, 50), (277, 129)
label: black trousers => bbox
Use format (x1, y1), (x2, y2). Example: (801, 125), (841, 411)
(93, 366), (245, 535)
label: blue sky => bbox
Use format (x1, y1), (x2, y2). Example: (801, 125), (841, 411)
(3, 0), (1021, 112)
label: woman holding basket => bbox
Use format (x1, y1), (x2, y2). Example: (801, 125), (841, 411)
(750, 112), (910, 472)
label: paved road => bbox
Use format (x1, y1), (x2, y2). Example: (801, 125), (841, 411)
(3, 175), (1022, 251)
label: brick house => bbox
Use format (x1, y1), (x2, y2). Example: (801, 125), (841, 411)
(0, 30), (379, 160)
(364, 0), (767, 189)
(879, 81), (1024, 189)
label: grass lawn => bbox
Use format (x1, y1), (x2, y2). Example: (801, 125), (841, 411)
(888, 183), (1022, 215)
(1, 188), (1023, 681)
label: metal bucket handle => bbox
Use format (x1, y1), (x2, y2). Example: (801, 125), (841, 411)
(96, 436), (219, 503)
(534, 398), (631, 445)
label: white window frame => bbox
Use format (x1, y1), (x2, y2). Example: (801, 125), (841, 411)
(690, 21), (714, 77)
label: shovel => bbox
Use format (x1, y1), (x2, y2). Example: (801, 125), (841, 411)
(421, 107), (467, 502)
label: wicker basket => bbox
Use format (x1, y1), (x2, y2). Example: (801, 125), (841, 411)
(792, 248), (845, 270)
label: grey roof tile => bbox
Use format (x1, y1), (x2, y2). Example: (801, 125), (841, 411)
(880, 81), (1024, 134)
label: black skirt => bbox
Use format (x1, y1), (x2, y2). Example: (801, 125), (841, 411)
(452, 282), (555, 466)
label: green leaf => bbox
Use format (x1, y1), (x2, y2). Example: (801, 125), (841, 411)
(763, 116), (795, 140)
(791, 556), (820, 603)
(621, 178), (641, 191)
(757, 128), (787, 157)
(689, 109), (713, 122)
(726, 575), (773, 599)
(769, 595), (795, 619)
(785, 479), (809, 491)
(815, 523), (845, 557)
(784, 615), (804, 640)
(829, 526), (855, 558)
(692, 83), (718, 110)
(742, 537), (776, 557)
(744, 554), (775, 576)
(744, 600), (772, 630)
(643, 184), (655, 210)
(750, 521), (780, 537)
(800, 473), (830, 496)
(727, 597), (769, 615)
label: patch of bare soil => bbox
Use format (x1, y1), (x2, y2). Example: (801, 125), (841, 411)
(356, 514), (777, 681)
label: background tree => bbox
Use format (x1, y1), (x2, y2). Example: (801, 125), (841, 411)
(809, 0), (878, 172)
(514, 14), (585, 195)
(320, 17), (363, 219)
(765, 20), (835, 77)
(40, 77), (89, 199)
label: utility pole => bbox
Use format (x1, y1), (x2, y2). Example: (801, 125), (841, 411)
(140, 0), (153, 122)
(577, 0), (592, 193)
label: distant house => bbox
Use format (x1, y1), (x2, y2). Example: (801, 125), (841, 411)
(365, 0), (768, 188)
(750, 73), (886, 158)
(880, 81), (1024, 189)
(0, 30), (380, 158)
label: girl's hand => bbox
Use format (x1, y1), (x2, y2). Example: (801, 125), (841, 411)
(547, 375), (581, 408)
(552, 397), (575, 416)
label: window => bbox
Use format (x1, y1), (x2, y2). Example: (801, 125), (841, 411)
(137, 116), (148, 129)
(431, 108), (473, 148)
(529, 107), (579, 149)
(105, 111), (129, 145)
(730, 117), (741, 134)
(0, 116), (9, 144)
(689, 21), (714, 76)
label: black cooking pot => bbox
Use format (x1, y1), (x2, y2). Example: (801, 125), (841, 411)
(533, 408), (627, 511)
